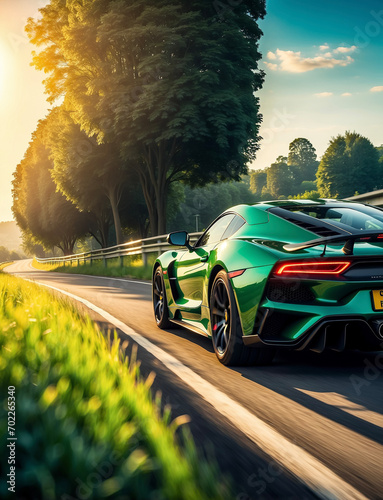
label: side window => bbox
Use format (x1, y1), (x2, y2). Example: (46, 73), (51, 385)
(196, 214), (235, 247)
(221, 215), (245, 241)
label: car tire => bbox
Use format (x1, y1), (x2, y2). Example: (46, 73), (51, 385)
(153, 266), (172, 329)
(210, 270), (275, 366)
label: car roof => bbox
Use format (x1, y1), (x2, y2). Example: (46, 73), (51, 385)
(227, 199), (362, 225)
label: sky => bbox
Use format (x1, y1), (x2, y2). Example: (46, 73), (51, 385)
(0, 0), (49, 223)
(0, 0), (382, 222)
(254, 0), (383, 169)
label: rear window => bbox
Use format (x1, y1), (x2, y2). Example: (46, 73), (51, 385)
(270, 205), (383, 234)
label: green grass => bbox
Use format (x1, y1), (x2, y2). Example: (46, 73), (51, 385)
(0, 273), (230, 499)
(0, 261), (13, 271)
(33, 254), (157, 281)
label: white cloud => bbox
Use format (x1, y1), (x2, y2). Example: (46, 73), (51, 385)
(267, 51), (277, 60)
(264, 62), (278, 71)
(334, 45), (357, 54)
(319, 44), (330, 51)
(370, 86), (383, 92)
(324, 52), (333, 58)
(342, 92), (352, 97)
(267, 49), (354, 73)
(314, 92), (333, 98)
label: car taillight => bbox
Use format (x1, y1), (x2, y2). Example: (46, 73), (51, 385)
(274, 261), (351, 276)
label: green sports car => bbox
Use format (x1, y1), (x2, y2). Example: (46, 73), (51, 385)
(152, 199), (383, 365)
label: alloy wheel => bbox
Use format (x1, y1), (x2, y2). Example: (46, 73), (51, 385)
(211, 278), (231, 355)
(153, 270), (165, 324)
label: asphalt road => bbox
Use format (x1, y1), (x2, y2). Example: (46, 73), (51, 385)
(5, 260), (383, 500)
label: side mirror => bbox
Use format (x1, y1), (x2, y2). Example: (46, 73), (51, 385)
(167, 231), (191, 249)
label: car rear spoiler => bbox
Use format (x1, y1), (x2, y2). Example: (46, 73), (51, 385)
(283, 231), (383, 255)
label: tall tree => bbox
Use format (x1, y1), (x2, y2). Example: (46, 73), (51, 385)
(45, 106), (129, 246)
(26, 0), (266, 235)
(12, 121), (90, 255)
(266, 156), (295, 198)
(317, 132), (380, 198)
(288, 138), (319, 184)
(250, 169), (267, 198)
(47, 106), (150, 243)
(287, 137), (319, 191)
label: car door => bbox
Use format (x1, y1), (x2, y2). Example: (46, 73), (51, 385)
(174, 214), (236, 317)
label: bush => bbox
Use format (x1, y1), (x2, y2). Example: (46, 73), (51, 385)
(290, 190), (320, 200)
(0, 262), (13, 271)
(0, 246), (22, 262)
(0, 274), (229, 499)
(299, 181), (317, 193)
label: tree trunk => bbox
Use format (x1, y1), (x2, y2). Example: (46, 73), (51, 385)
(56, 244), (64, 255)
(140, 219), (150, 239)
(97, 211), (111, 248)
(90, 208), (112, 248)
(156, 179), (168, 235)
(141, 139), (178, 236)
(89, 231), (103, 249)
(108, 186), (123, 245)
(146, 193), (158, 237)
(99, 218), (110, 248)
(60, 237), (75, 255)
(138, 169), (158, 236)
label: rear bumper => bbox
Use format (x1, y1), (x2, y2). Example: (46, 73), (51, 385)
(243, 312), (383, 352)
(243, 285), (383, 352)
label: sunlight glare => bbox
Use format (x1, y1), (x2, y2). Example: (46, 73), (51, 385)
(0, 45), (5, 97)
(0, 42), (10, 98)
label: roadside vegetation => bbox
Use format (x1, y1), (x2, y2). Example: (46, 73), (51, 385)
(0, 245), (23, 262)
(250, 134), (383, 201)
(0, 273), (229, 499)
(32, 254), (156, 281)
(0, 262), (13, 271)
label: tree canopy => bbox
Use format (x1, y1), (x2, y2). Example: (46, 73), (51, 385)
(288, 138), (319, 184)
(0, 246), (22, 262)
(266, 156), (295, 198)
(250, 169), (267, 198)
(249, 138), (320, 200)
(317, 132), (380, 198)
(26, 0), (266, 235)
(12, 120), (91, 255)
(45, 106), (135, 246)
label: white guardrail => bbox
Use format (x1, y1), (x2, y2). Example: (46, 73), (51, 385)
(35, 232), (204, 267)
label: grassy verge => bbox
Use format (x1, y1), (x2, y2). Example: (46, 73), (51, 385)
(32, 254), (157, 281)
(0, 262), (13, 271)
(0, 274), (229, 499)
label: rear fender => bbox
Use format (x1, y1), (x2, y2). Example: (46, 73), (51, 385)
(229, 266), (274, 336)
(206, 240), (277, 336)
(214, 239), (278, 271)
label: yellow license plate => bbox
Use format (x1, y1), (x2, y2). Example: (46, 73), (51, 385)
(372, 290), (383, 310)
